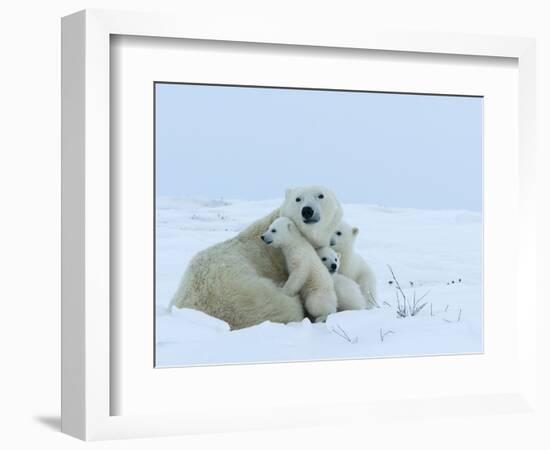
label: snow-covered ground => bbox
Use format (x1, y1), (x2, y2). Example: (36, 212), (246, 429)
(155, 197), (482, 367)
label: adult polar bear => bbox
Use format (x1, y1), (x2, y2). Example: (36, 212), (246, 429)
(170, 186), (343, 329)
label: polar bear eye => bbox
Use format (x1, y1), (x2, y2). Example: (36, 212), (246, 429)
(295, 197), (301, 202)
(271, 229), (277, 233)
(336, 231), (342, 236)
(322, 257), (327, 261)
(318, 194), (324, 199)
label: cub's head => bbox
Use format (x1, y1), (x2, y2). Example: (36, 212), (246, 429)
(280, 185), (343, 248)
(330, 221), (359, 253)
(316, 247), (341, 274)
(261, 217), (296, 248)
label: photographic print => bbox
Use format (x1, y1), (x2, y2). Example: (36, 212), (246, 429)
(154, 83), (482, 367)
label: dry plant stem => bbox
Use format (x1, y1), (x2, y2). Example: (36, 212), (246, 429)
(367, 291), (379, 308)
(379, 328), (395, 342)
(388, 265), (408, 308)
(416, 290), (431, 303)
(388, 265), (430, 317)
(332, 325), (357, 343)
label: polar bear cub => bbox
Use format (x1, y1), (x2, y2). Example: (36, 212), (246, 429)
(261, 217), (337, 322)
(316, 247), (367, 311)
(330, 222), (378, 308)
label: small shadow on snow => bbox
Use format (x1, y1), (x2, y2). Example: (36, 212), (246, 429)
(199, 199), (231, 207)
(365, 205), (403, 214)
(156, 305), (170, 316)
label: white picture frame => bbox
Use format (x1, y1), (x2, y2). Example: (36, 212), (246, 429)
(61, 9), (537, 441)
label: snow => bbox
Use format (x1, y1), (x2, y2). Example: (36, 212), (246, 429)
(155, 197), (482, 367)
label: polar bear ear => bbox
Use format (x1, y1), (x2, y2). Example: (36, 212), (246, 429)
(352, 227), (359, 236)
(285, 188), (294, 199)
(336, 252), (342, 259)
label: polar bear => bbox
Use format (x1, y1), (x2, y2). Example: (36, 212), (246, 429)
(316, 247), (367, 312)
(330, 222), (378, 308)
(170, 186), (343, 329)
(261, 217), (337, 322)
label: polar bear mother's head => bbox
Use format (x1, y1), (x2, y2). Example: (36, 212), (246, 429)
(280, 185), (343, 249)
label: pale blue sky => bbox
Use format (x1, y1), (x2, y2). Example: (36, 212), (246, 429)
(155, 83), (482, 211)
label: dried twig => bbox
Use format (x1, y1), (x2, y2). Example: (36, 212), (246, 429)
(396, 290), (406, 317)
(389, 265), (430, 317)
(388, 265), (407, 306)
(442, 308), (463, 323)
(379, 328), (395, 342)
(366, 290), (380, 308)
(416, 290), (431, 304)
(332, 325), (358, 344)
(411, 301), (429, 316)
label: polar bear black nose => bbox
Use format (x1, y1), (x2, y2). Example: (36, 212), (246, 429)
(301, 206), (314, 220)
(330, 263), (337, 271)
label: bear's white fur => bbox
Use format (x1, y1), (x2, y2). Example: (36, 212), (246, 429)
(330, 221), (378, 308)
(316, 247), (367, 311)
(170, 186), (343, 329)
(262, 217), (337, 322)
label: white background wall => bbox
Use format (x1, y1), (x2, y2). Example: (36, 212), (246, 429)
(0, 1), (548, 449)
